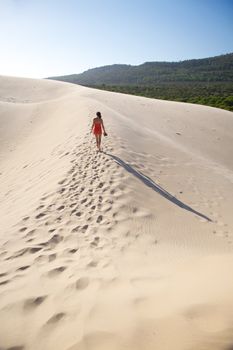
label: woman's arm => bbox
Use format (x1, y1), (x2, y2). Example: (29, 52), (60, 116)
(101, 119), (106, 133)
(91, 119), (94, 133)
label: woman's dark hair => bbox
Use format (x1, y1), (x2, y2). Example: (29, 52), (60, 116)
(96, 111), (102, 118)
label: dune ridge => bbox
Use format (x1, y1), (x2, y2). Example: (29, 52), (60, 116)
(0, 76), (233, 350)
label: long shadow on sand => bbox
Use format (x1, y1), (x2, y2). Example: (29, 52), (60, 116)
(104, 152), (212, 222)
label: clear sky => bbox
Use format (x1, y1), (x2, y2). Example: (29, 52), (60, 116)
(0, 0), (232, 78)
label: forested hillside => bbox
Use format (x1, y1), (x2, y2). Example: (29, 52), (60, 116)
(48, 53), (233, 111)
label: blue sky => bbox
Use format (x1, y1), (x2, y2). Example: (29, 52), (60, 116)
(0, 0), (232, 78)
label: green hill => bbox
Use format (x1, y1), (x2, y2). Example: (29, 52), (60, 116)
(48, 53), (233, 111)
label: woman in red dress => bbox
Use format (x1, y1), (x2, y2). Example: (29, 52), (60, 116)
(91, 112), (107, 151)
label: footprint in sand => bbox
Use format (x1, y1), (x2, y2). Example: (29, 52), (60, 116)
(58, 187), (66, 194)
(96, 215), (103, 223)
(75, 277), (89, 290)
(0, 251), (7, 259)
(36, 205), (45, 210)
(48, 228), (56, 233)
(25, 229), (36, 237)
(46, 312), (66, 326)
(35, 255), (49, 263)
(70, 203), (76, 208)
(87, 260), (98, 268)
(10, 248), (29, 259)
(24, 295), (47, 310)
(19, 227), (27, 232)
(68, 248), (78, 254)
(29, 247), (43, 254)
(55, 216), (63, 223)
(0, 279), (9, 286)
(48, 266), (66, 277)
(81, 225), (88, 233)
(70, 208), (77, 215)
(47, 234), (63, 245)
(0, 272), (8, 278)
(58, 179), (66, 185)
(17, 265), (30, 271)
(48, 253), (57, 262)
(57, 205), (65, 211)
(35, 212), (46, 219)
(71, 226), (80, 233)
(91, 237), (100, 247)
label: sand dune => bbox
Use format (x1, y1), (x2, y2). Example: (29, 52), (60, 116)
(0, 75), (233, 350)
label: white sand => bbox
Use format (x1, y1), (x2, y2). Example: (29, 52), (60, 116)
(0, 75), (233, 350)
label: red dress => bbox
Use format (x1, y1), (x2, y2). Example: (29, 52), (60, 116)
(93, 121), (102, 135)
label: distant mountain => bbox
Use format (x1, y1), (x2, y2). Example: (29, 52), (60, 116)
(48, 53), (233, 111)
(49, 53), (233, 85)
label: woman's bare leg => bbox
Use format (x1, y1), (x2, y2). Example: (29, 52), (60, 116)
(95, 135), (102, 151)
(95, 135), (99, 149)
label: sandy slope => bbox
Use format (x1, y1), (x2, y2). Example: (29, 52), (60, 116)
(0, 76), (233, 350)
